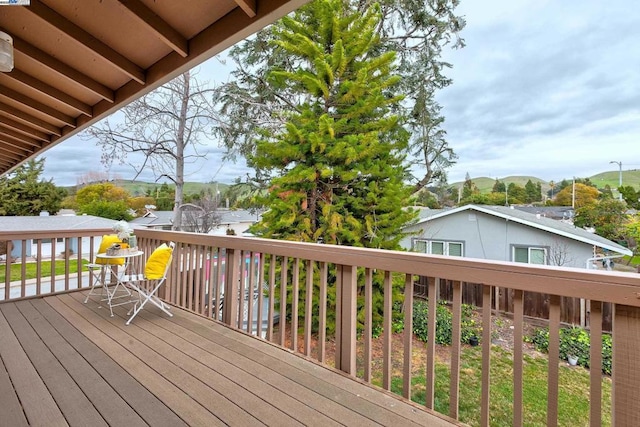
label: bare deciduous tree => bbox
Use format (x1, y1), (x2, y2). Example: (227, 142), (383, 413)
(179, 199), (222, 234)
(548, 240), (575, 267)
(84, 70), (219, 230)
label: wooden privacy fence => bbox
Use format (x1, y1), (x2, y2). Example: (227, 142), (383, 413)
(415, 276), (613, 331)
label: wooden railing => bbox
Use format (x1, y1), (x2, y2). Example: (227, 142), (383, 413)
(3, 227), (640, 425)
(0, 228), (111, 300)
(132, 229), (640, 426)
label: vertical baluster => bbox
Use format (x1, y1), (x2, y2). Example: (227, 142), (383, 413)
(256, 252), (265, 338)
(382, 270), (392, 390)
(267, 254), (276, 342)
(479, 285), (494, 427)
(247, 251), (257, 334)
(291, 258), (300, 351)
(589, 300), (602, 427)
(512, 289), (523, 427)
(425, 277), (438, 409)
(612, 304), (640, 425)
(279, 256), (288, 346)
(318, 262), (328, 363)
(363, 268), (373, 382)
(449, 280), (462, 420)
(547, 294), (561, 426)
(403, 273), (413, 399)
(304, 260), (313, 356)
(36, 239), (42, 296)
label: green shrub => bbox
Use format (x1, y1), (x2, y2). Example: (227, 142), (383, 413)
(412, 300), (480, 345)
(528, 326), (612, 375)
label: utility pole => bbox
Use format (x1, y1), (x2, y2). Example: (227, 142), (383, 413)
(610, 160), (623, 201)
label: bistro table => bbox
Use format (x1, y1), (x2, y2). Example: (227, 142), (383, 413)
(88, 249), (144, 317)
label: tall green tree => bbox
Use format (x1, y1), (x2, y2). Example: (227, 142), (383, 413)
(0, 159), (65, 216)
(524, 179), (539, 203)
(492, 178), (506, 193)
(215, 0), (464, 193)
(247, 0), (416, 333)
(460, 172), (479, 200)
(251, 0), (415, 247)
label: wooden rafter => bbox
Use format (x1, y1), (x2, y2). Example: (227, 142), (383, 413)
(0, 102), (62, 136)
(4, 69), (92, 116)
(0, 86), (75, 127)
(116, 0), (189, 57)
(25, 0), (146, 85)
(234, 0), (257, 17)
(12, 36), (114, 103)
(0, 126), (42, 148)
(0, 116), (49, 142)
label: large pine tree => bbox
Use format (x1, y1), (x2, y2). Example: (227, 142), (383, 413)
(249, 0), (416, 249)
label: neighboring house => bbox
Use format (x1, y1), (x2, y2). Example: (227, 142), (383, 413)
(0, 214), (117, 259)
(130, 209), (262, 236)
(130, 210), (174, 231)
(401, 204), (631, 269)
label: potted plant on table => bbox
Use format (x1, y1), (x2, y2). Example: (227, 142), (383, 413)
(113, 220), (136, 249)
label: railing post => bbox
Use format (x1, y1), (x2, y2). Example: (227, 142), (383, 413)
(223, 248), (239, 327)
(612, 304), (640, 425)
(335, 264), (356, 375)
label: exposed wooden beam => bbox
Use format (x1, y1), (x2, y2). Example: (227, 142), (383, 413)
(5, 69), (92, 116)
(116, 0), (188, 57)
(0, 86), (75, 128)
(0, 153), (20, 166)
(0, 140), (31, 158)
(0, 127), (41, 148)
(26, 0), (146, 85)
(0, 102), (62, 136)
(0, 115), (50, 142)
(12, 36), (114, 103)
(234, 0), (257, 17)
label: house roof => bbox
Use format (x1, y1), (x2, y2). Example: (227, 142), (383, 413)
(0, 214), (116, 231)
(129, 209), (261, 228)
(412, 204), (633, 256)
(0, 0), (307, 176)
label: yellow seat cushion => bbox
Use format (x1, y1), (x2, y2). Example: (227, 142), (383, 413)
(95, 234), (127, 265)
(144, 243), (173, 280)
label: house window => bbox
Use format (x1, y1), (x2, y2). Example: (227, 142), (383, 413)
(513, 246), (547, 265)
(414, 239), (463, 257)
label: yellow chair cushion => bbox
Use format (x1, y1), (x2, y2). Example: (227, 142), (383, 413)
(144, 243), (173, 280)
(95, 234), (127, 265)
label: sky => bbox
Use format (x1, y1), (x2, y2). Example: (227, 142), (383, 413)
(39, 0), (640, 187)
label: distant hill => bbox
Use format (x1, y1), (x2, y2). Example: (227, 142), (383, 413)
(451, 170), (640, 194)
(454, 176), (549, 193)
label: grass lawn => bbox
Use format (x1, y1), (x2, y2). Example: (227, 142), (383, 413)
(0, 259), (89, 283)
(380, 346), (611, 426)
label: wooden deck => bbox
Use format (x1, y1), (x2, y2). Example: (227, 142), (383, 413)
(0, 291), (456, 427)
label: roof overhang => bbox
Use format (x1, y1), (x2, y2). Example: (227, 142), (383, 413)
(0, 0), (308, 176)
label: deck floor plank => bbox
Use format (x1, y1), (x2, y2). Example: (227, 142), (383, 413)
(0, 348), (29, 427)
(0, 303), (107, 427)
(66, 291), (305, 427)
(14, 300), (148, 427)
(130, 304), (389, 426)
(0, 307), (66, 426)
(161, 304), (453, 426)
(29, 298), (187, 427)
(48, 294), (225, 427)
(58, 293), (263, 426)
(67, 290), (370, 426)
(0, 291), (457, 427)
